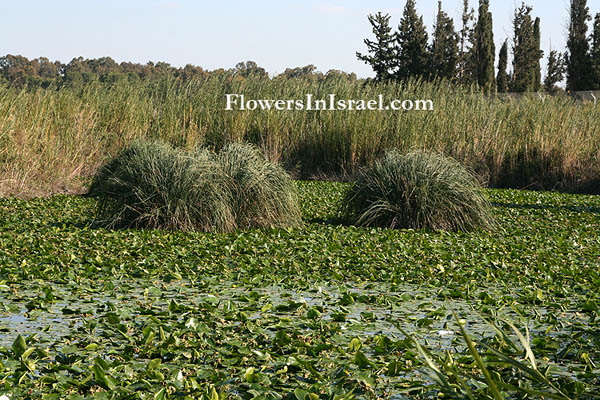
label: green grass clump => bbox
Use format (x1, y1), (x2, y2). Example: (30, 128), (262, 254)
(88, 141), (300, 231)
(216, 143), (302, 230)
(343, 151), (494, 231)
(88, 141), (233, 231)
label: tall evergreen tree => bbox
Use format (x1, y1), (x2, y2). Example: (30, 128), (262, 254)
(544, 50), (566, 92)
(396, 0), (429, 81)
(458, 0), (476, 84)
(566, 0), (592, 91)
(497, 40), (509, 92)
(591, 13), (600, 89)
(357, 12), (397, 81)
(511, 4), (538, 92)
(430, 1), (459, 80)
(473, 0), (496, 92)
(533, 18), (543, 91)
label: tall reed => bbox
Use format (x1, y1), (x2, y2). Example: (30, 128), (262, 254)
(0, 76), (598, 196)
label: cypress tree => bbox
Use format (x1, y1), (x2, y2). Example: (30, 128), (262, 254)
(430, 1), (459, 81)
(357, 12), (397, 82)
(566, 0), (592, 91)
(396, 0), (429, 81)
(544, 50), (566, 93)
(511, 4), (537, 92)
(591, 13), (600, 89)
(473, 0), (496, 92)
(458, 0), (476, 84)
(497, 40), (509, 92)
(533, 17), (543, 91)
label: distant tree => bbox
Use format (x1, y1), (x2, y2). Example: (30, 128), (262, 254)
(278, 65), (322, 80)
(154, 61), (176, 76)
(430, 1), (459, 80)
(566, 0), (592, 91)
(357, 12), (397, 81)
(544, 50), (566, 92)
(139, 61), (154, 80)
(176, 64), (206, 81)
(458, 0), (476, 84)
(0, 55), (40, 87)
(396, 0), (429, 81)
(324, 69), (358, 81)
(496, 40), (509, 92)
(0, 55), (25, 83)
(591, 13), (600, 89)
(62, 57), (90, 87)
(102, 72), (127, 85)
(533, 17), (543, 91)
(511, 4), (538, 92)
(62, 70), (84, 87)
(36, 57), (61, 80)
(64, 57), (91, 74)
(235, 61), (268, 79)
(88, 57), (118, 76)
(473, 0), (495, 92)
(125, 72), (141, 83)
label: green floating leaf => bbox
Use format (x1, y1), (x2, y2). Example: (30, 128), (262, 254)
(353, 351), (372, 369)
(348, 337), (362, 352)
(11, 335), (26, 358)
(332, 312), (346, 322)
(244, 367), (257, 383)
(169, 299), (179, 313)
(294, 388), (309, 400)
(154, 388), (166, 400)
(387, 360), (402, 377)
(147, 358), (161, 372)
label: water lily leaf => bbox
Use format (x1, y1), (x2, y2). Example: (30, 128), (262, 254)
(11, 335), (26, 357)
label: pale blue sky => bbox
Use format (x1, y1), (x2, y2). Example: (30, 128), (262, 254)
(1, 1), (590, 78)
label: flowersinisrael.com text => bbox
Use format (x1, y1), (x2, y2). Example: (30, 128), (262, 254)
(225, 94), (434, 112)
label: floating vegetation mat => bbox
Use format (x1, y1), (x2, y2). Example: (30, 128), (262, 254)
(0, 182), (599, 398)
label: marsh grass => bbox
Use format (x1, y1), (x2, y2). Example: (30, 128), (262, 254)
(397, 314), (573, 400)
(342, 151), (494, 231)
(88, 141), (233, 232)
(0, 77), (599, 196)
(216, 143), (302, 230)
(88, 141), (300, 232)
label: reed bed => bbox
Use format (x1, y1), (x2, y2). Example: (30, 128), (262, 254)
(0, 76), (598, 196)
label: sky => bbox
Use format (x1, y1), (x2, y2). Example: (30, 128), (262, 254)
(0, 0), (591, 78)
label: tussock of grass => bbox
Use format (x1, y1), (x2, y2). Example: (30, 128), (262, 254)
(217, 143), (302, 230)
(88, 141), (300, 232)
(88, 141), (233, 231)
(343, 151), (494, 231)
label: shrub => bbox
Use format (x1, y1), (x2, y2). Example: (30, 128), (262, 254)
(342, 151), (494, 231)
(216, 143), (302, 230)
(88, 141), (234, 231)
(88, 141), (301, 232)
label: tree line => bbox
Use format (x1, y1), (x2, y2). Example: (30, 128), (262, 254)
(0, 56), (358, 89)
(2, 0), (598, 93)
(357, 0), (600, 93)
